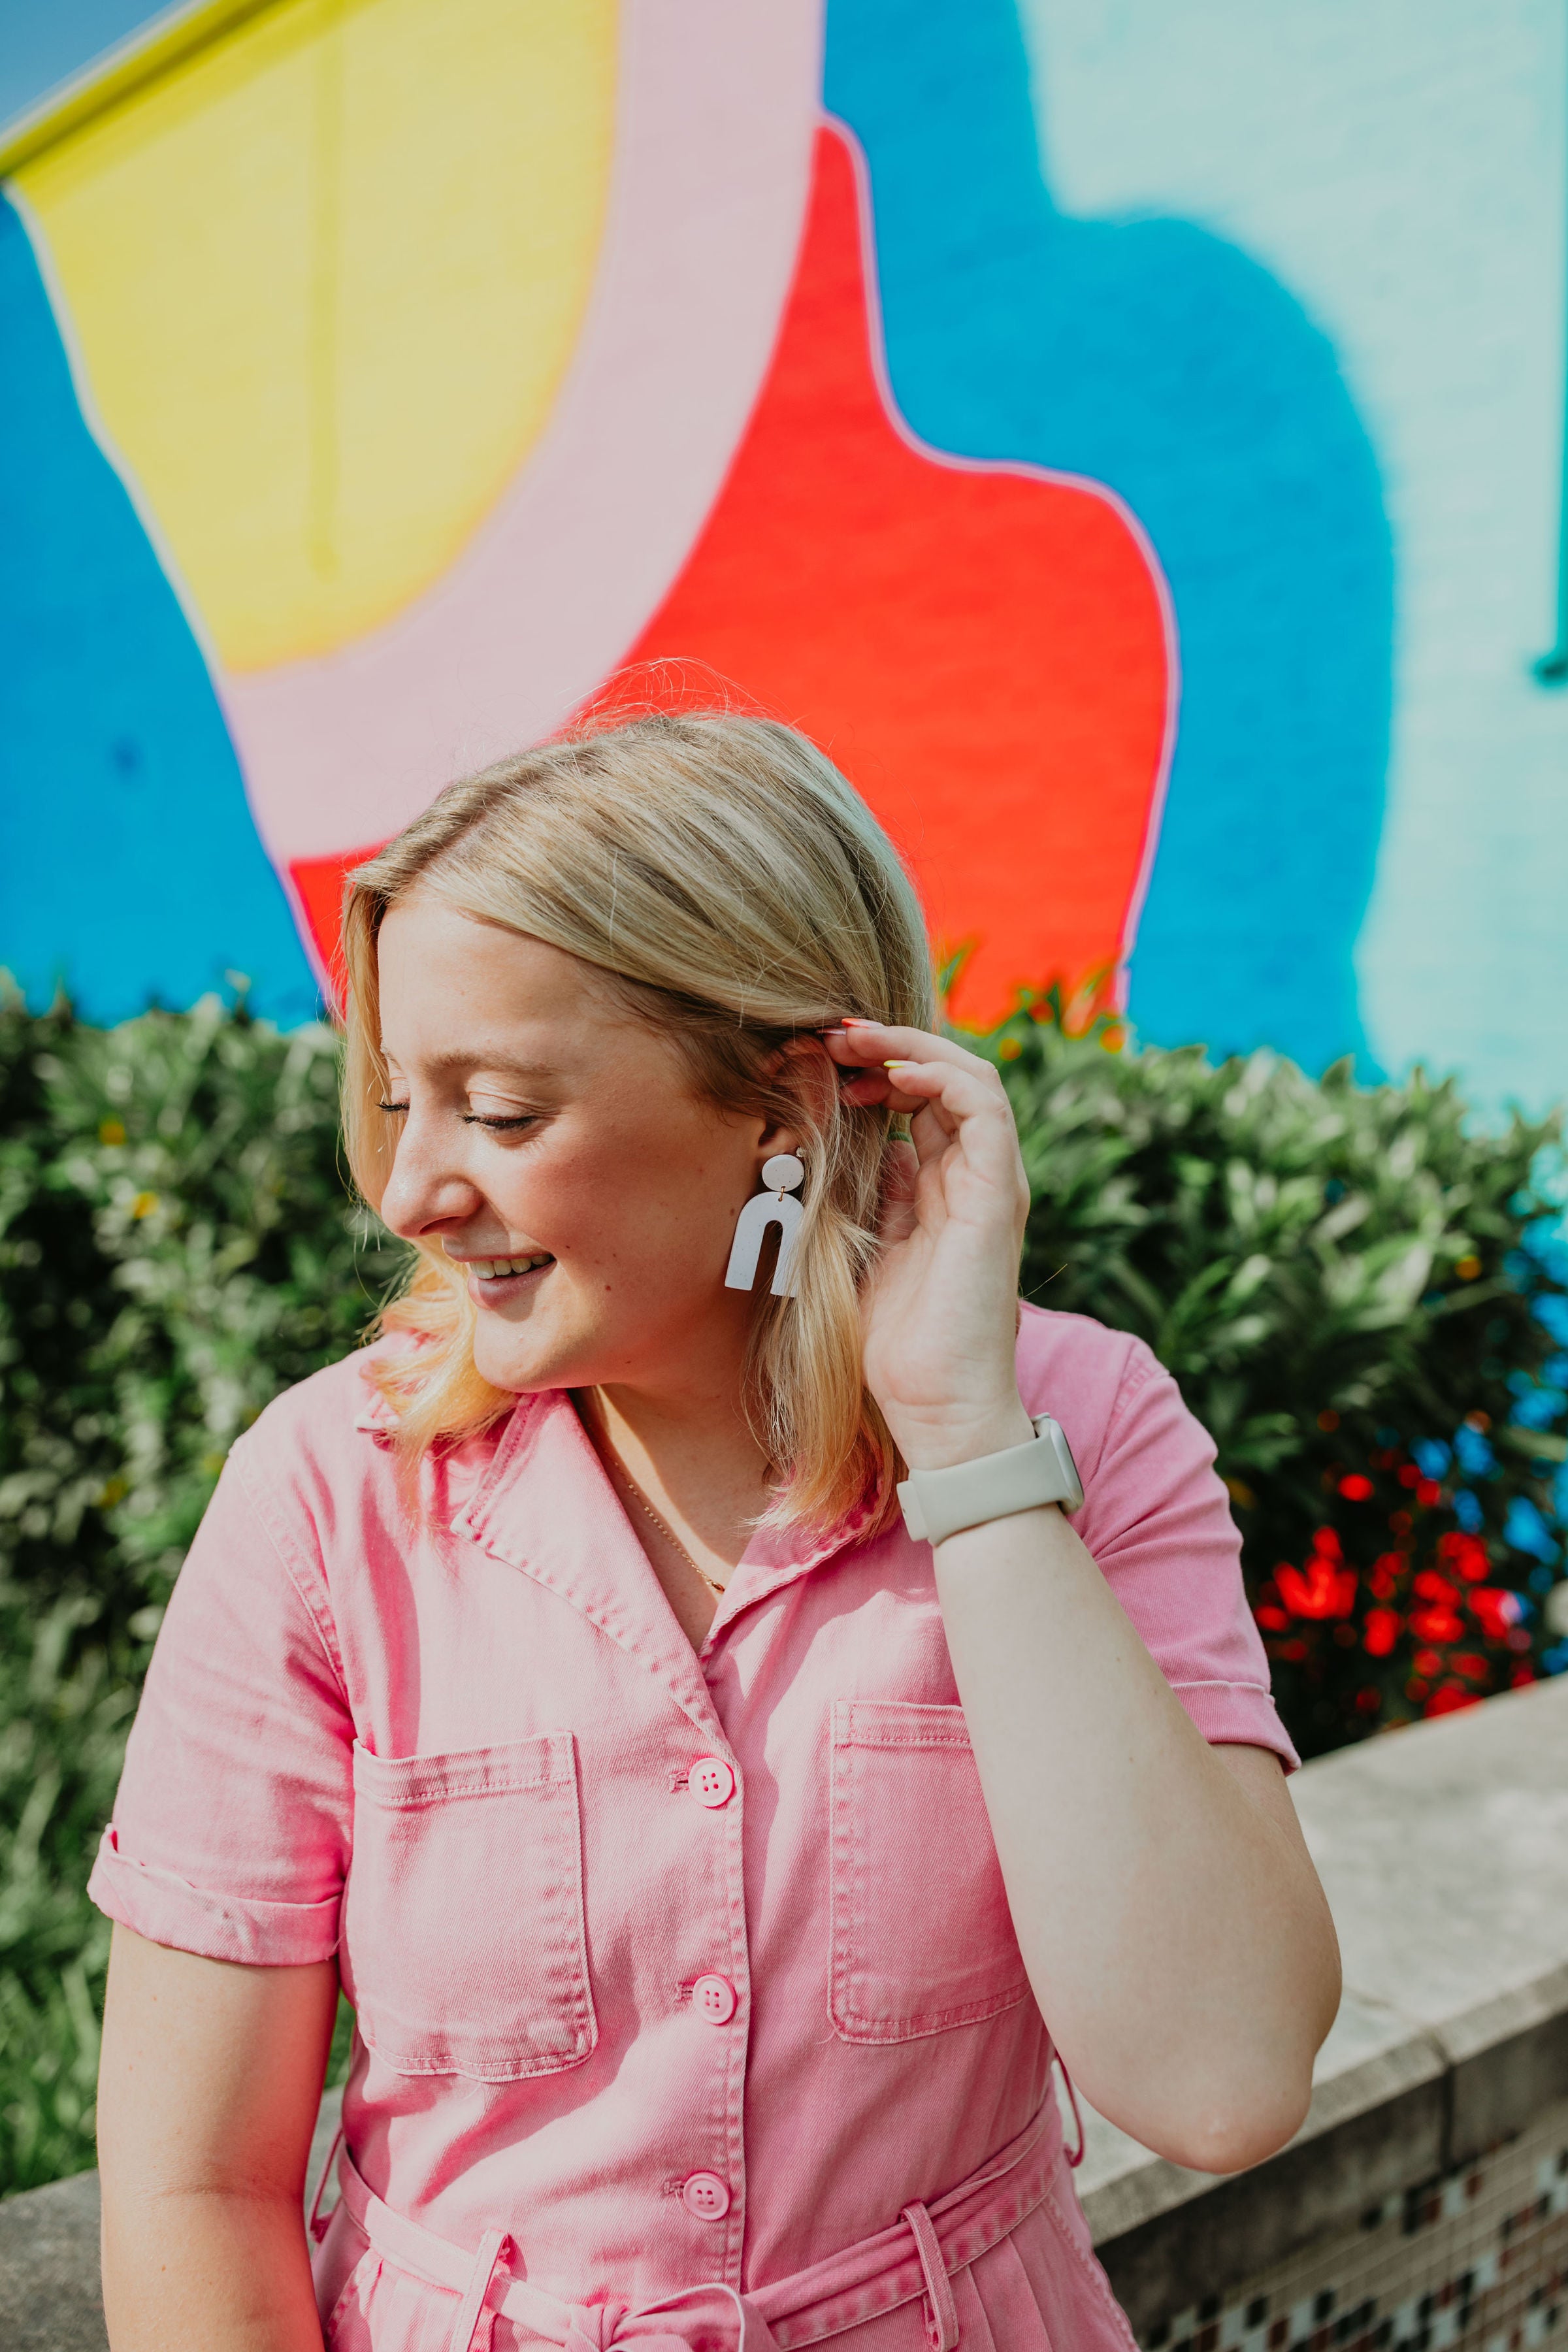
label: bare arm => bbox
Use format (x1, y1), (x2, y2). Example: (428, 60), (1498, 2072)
(98, 1923), (338, 2351)
(934, 1499), (1338, 2170)
(830, 1019), (1341, 2174)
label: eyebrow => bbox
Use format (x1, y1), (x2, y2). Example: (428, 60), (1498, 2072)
(382, 1051), (563, 1083)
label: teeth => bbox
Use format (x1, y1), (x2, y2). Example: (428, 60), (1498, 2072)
(472, 1254), (552, 1280)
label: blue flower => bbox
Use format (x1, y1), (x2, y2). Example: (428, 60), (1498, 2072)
(1413, 1437), (1452, 1479)
(1535, 1296), (1568, 1347)
(1454, 1425), (1495, 1478)
(1504, 1495), (1560, 1563)
(1452, 1488), (1484, 1533)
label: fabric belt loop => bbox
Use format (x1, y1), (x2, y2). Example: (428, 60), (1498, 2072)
(306, 2123), (345, 2245)
(449, 2227), (511, 2352)
(900, 2201), (959, 2352)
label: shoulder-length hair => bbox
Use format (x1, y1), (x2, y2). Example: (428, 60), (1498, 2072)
(340, 710), (934, 1533)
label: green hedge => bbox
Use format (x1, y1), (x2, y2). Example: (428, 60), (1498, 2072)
(1, 988), (1565, 2195)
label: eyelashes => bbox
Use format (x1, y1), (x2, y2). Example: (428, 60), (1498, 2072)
(374, 1101), (536, 1135)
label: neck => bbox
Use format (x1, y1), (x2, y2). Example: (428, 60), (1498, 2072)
(578, 1350), (773, 1573)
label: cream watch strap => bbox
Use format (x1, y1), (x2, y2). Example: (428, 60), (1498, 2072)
(897, 1414), (1084, 1545)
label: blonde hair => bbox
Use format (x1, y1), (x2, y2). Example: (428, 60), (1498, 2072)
(340, 710), (934, 1531)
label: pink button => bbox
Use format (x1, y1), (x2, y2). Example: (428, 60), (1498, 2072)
(691, 1973), (738, 2025)
(681, 2170), (732, 2222)
(688, 1756), (736, 1808)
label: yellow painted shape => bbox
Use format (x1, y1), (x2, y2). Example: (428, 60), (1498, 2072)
(16, 0), (616, 670)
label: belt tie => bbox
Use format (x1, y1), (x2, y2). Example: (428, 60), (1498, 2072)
(315, 2100), (1067, 2352)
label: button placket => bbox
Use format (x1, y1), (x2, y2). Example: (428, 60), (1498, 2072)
(677, 1742), (748, 2276)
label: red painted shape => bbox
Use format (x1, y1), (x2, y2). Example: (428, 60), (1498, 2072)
(616, 123), (1173, 1024)
(289, 842), (386, 1001)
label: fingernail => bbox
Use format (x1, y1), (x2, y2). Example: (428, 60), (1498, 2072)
(884, 1059), (913, 1071)
(819, 1027), (849, 1039)
(842, 1017), (881, 1028)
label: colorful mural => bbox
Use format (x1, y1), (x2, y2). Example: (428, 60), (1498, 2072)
(2, 0), (1565, 1107)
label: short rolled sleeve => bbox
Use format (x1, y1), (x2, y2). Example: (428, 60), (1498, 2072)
(88, 1436), (355, 1965)
(1025, 1314), (1299, 1771)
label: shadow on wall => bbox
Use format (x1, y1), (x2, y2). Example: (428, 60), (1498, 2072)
(0, 195), (319, 1024)
(827, 0), (1392, 1077)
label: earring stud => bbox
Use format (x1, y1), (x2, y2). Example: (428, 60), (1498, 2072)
(724, 1154), (805, 1298)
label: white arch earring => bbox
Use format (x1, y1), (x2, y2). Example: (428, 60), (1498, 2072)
(724, 1154), (805, 1298)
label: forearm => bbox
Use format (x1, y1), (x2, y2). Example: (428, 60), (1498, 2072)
(936, 1497), (1339, 2171)
(102, 2187), (324, 2352)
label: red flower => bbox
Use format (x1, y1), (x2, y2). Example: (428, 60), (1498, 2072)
(1369, 1552), (1402, 1599)
(1339, 1473), (1375, 1501)
(1467, 1587), (1522, 1641)
(1410, 1607), (1464, 1644)
(1312, 1527), (1344, 1560)
(1397, 1463), (1422, 1488)
(1363, 1607), (1401, 1658)
(1277, 1558), (1358, 1619)
(1424, 1686), (1480, 1718)
(1437, 1531), (1490, 1581)
(1254, 1605), (1290, 1631)
(1452, 1652), (1489, 1681)
(1354, 1688), (1383, 1712)
(1413, 1570), (1460, 1606)
(1413, 1646), (1443, 1676)
(1278, 1637), (1307, 1661)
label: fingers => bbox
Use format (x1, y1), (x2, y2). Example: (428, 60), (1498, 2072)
(822, 1020), (1004, 1120)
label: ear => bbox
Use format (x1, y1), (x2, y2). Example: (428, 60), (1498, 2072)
(757, 1037), (838, 1164)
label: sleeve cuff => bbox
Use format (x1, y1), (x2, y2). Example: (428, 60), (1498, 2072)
(88, 1825), (342, 1967)
(1169, 1680), (1302, 1772)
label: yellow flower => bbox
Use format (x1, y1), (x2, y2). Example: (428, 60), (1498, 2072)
(1455, 1254), (1482, 1281)
(130, 1190), (159, 1220)
(99, 1118), (126, 1147)
(998, 1035), (1023, 1061)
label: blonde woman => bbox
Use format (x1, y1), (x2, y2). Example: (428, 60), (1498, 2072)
(92, 713), (1339, 2352)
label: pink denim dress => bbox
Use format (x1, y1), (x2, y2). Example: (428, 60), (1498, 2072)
(90, 1305), (1296, 2352)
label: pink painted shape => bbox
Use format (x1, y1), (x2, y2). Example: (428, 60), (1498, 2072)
(222, 0), (825, 869)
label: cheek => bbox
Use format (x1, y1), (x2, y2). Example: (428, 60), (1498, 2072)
(515, 1137), (743, 1281)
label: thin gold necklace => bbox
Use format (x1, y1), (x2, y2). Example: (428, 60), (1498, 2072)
(604, 1448), (729, 1600)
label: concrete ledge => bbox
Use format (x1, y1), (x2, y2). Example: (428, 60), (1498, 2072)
(1088, 1678), (1568, 2337)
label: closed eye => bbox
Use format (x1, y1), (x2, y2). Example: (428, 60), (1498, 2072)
(462, 1113), (537, 1133)
(377, 1099), (409, 1116)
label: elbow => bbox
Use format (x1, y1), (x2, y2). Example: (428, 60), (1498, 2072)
(1154, 2070), (1315, 2177)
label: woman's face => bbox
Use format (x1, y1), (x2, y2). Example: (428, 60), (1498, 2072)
(376, 894), (787, 1398)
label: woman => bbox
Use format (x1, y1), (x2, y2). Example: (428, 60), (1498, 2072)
(93, 711), (1339, 2352)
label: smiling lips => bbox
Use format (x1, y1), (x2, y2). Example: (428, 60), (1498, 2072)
(461, 1252), (555, 1283)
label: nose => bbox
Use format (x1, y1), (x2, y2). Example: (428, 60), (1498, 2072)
(377, 1111), (485, 1244)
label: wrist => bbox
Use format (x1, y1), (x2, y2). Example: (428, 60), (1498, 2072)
(889, 1398), (1037, 1473)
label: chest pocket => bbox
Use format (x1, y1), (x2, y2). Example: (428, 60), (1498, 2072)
(343, 1733), (596, 2081)
(828, 1698), (1029, 2043)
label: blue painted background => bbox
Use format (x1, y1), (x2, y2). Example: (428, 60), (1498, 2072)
(826, 0), (1393, 1077)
